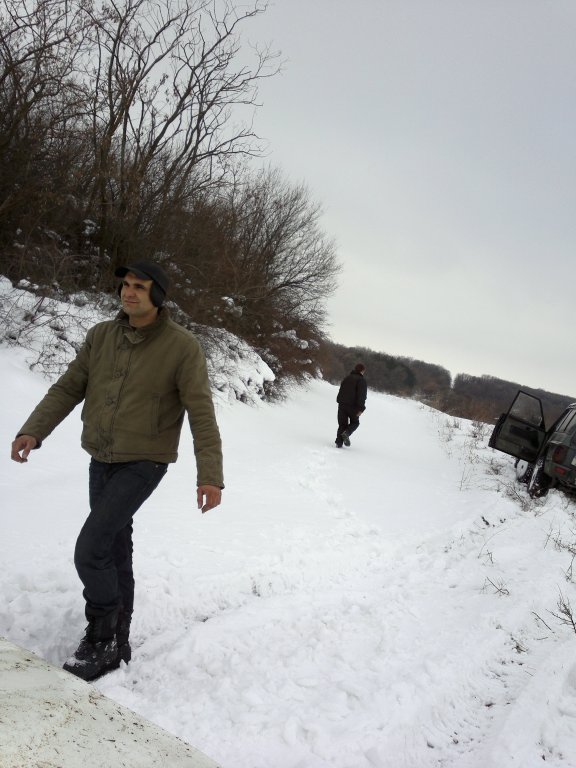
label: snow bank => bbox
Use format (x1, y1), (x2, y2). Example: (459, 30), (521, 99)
(0, 275), (274, 406)
(0, 636), (220, 768)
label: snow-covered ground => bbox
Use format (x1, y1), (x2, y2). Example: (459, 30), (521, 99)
(0, 635), (219, 768)
(2, 310), (576, 766)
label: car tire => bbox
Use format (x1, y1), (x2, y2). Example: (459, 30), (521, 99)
(514, 459), (533, 484)
(527, 454), (551, 498)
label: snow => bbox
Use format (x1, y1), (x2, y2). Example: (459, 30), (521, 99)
(0, 636), (219, 768)
(3, 325), (576, 765)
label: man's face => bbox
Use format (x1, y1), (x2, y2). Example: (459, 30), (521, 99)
(120, 273), (158, 326)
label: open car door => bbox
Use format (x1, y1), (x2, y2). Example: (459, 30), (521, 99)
(488, 390), (546, 463)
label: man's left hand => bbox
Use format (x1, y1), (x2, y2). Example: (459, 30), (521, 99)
(197, 485), (222, 514)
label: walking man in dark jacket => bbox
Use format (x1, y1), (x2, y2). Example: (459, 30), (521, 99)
(11, 261), (224, 681)
(335, 363), (367, 448)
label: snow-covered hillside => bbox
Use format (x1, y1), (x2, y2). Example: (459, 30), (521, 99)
(2, 288), (576, 767)
(0, 276), (274, 405)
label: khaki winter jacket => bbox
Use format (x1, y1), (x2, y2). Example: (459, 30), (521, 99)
(18, 309), (224, 487)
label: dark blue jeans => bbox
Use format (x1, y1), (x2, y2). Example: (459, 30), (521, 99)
(75, 459), (168, 619)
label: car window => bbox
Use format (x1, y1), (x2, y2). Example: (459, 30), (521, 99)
(553, 409), (576, 433)
(509, 392), (544, 427)
(557, 410), (576, 435)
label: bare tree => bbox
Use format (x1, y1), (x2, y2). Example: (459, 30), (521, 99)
(193, 167), (339, 326)
(74, 0), (278, 259)
(0, 0), (280, 288)
(162, 166), (340, 383)
(0, 0), (87, 221)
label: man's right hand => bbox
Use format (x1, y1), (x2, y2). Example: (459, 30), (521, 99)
(11, 435), (38, 463)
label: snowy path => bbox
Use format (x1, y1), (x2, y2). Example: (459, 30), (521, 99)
(2, 353), (576, 767)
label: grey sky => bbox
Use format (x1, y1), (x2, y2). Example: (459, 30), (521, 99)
(245, 0), (576, 397)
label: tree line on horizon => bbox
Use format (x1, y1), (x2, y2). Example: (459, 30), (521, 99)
(320, 340), (575, 427)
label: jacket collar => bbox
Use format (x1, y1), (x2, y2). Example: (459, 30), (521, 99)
(116, 307), (169, 344)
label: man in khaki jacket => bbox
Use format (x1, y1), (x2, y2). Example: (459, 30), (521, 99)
(11, 261), (224, 681)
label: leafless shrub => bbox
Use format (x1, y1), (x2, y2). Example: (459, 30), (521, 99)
(549, 590), (576, 636)
(471, 420), (490, 441)
(565, 555), (576, 584)
(0, 279), (114, 376)
(489, 474), (545, 515)
(532, 610), (554, 637)
(479, 548), (494, 566)
(459, 467), (473, 491)
(482, 576), (510, 597)
(486, 458), (504, 476)
(438, 421), (455, 445)
(544, 525), (576, 556)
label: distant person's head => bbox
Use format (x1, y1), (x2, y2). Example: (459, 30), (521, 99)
(354, 363), (366, 375)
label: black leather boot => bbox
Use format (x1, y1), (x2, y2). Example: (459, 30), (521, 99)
(63, 609), (119, 681)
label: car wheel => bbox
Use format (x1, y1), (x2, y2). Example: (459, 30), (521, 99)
(527, 454), (551, 498)
(515, 459), (533, 484)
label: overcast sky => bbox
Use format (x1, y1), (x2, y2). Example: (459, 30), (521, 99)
(243, 0), (576, 397)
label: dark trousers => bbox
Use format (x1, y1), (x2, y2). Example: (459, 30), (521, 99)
(75, 459), (167, 619)
(336, 405), (361, 441)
